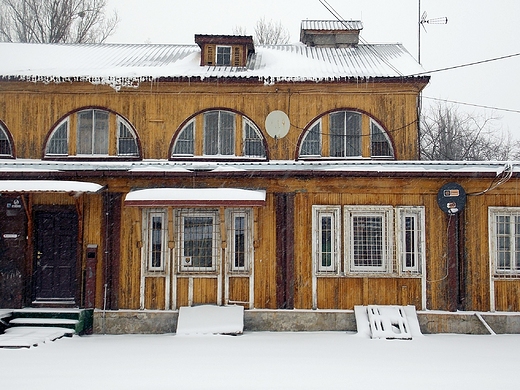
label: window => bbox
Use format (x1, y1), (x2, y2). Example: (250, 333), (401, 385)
(204, 110), (235, 156)
(345, 206), (393, 273)
(216, 46), (232, 66)
(0, 122), (14, 158)
(312, 206), (341, 273)
(178, 210), (219, 272)
(371, 120), (394, 157)
(172, 120), (194, 155)
(298, 110), (394, 160)
(489, 208), (520, 274)
(396, 207), (425, 273)
(171, 110), (267, 160)
(300, 121), (321, 157)
(243, 118), (266, 158)
(144, 210), (168, 272)
(330, 111), (361, 157)
(227, 209), (253, 272)
(45, 108), (140, 158)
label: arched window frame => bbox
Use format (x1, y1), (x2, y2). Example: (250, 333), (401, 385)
(0, 120), (15, 159)
(170, 109), (268, 161)
(297, 110), (395, 160)
(44, 108), (141, 160)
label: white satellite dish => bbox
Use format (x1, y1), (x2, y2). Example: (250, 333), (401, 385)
(265, 110), (290, 139)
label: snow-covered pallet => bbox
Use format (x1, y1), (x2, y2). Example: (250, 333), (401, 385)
(176, 305), (244, 335)
(0, 326), (74, 349)
(355, 305), (422, 340)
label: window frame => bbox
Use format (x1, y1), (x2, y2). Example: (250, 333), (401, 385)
(243, 118), (266, 158)
(489, 207), (520, 275)
(172, 119), (195, 156)
(203, 110), (236, 157)
(45, 108), (140, 159)
(396, 206), (425, 274)
(77, 109), (110, 156)
(227, 209), (253, 273)
(216, 45), (232, 66)
(299, 120), (322, 157)
(143, 209), (168, 273)
(344, 205), (393, 274)
(178, 210), (219, 273)
(312, 206), (341, 274)
(370, 119), (394, 158)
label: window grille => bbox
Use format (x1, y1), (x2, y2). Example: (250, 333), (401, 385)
(300, 122), (321, 157)
(177, 209), (219, 272)
(117, 119), (139, 156)
(172, 120), (195, 156)
(243, 119), (266, 158)
(46, 120), (68, 155)
(345, 206), (393, 273)
(370, 120), (394, 158)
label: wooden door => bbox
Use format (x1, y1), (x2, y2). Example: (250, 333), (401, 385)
(34, 210), (79, 303)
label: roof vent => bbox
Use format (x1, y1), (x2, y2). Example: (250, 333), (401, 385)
(300, 20), (363, 47)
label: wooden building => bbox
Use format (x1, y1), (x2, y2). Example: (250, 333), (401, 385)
(0, 20), (519, 332)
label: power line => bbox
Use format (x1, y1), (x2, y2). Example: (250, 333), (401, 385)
(423, 96), (520, 114)
(410, 52), (520, 76)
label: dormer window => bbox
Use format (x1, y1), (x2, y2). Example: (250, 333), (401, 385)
(216, 46), (232, 66)
(195, 35), (254, 67)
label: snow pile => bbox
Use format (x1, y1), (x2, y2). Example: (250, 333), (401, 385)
(0, 327), (74, 348)
(355, 305), (422, 339)
(176, 305), (244, 335)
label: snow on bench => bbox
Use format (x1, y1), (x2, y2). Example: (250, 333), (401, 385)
(176, 305), (244, 335)
(0, 326), (74, 348)
(355, 305), (422, 340)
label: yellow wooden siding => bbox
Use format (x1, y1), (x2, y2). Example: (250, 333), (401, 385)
(0, 81), (424, 161)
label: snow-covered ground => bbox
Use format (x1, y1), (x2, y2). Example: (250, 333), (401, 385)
(1, 331), (519, 389)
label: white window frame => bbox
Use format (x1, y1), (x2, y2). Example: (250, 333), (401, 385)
(216, 45), (232, 66)
(312, 206), (341, 274)
(203, 110), (236, 157)
(489, 207), (520, 275)
(77, 109), (109, 156)
(227, 209), (253, 272)
(370, 119), (394, 158)
(396, 206), (425, 274)
(345, 206), (393, 273)
(178, 210), (219, 272)
(143, 209), (168, 273)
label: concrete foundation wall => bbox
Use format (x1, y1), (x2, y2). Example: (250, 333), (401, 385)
(93, 309), (520, 335)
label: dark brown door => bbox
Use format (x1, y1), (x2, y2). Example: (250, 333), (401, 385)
(34, 210), (78, 303)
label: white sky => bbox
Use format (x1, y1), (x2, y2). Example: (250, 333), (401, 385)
(106, 0), (520, 139)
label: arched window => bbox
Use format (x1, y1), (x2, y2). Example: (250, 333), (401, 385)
(45, 108), (140, 159)
(171, 110), (267, 160)
(298, 110), (394, 160)
(0, 121), (14, 158)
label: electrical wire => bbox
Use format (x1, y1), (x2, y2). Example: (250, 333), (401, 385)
(423, 96), (520, 115)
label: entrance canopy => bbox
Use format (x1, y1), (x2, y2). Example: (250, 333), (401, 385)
(0, 180), (103, 194)
(124, 188), (266, 207)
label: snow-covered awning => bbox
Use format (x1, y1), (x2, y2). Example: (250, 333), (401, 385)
(0, 180), (103, 194)
(124, 188), (266, 207)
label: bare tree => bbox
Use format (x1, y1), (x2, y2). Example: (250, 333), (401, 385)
(254, 17), (290, 45)
(233, 17), (290, 45)
(420, 102), (519, 161)
(0, 0), (118, 43)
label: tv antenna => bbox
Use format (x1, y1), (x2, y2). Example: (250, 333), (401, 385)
(418, 0), (448, 64)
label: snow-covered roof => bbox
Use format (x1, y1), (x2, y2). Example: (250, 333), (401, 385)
(0, 41), (426, 89)
(0, 179), (103, 193)
(0, 159), (514, 177)
(125, 188), (266, 207)
(301, 20), (364, 31)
